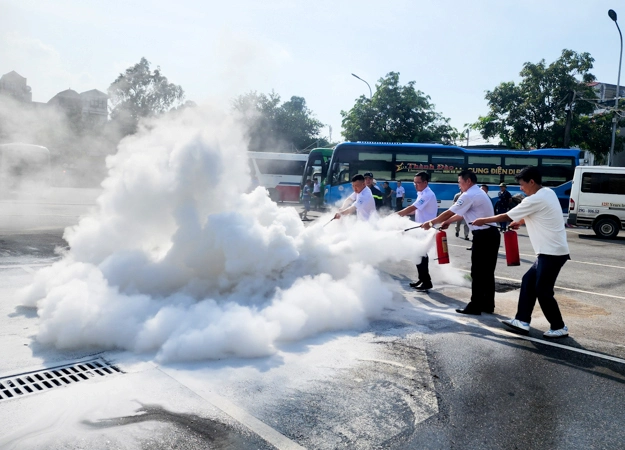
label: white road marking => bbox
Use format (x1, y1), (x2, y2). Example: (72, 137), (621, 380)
(406, 297), (625, 366)
(357, 358), (419, 372)
(448, 243), (625, 270)
(465, 321), (625, 365)
(156, 366), (306, 450)
(455, 269), (625, 301)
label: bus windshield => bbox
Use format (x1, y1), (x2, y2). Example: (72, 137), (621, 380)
(301, 148), (333, 193)
(248, 151), (307, 202)
(325, 143), (581, 213)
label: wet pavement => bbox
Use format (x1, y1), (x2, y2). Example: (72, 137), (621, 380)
(1, 195), (625, 448)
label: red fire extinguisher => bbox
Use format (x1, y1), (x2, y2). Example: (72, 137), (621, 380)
(503, 228), (520, 266)
(435, 229), (450, 264)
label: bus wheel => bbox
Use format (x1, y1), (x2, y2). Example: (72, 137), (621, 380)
(593, 217), (620, 239)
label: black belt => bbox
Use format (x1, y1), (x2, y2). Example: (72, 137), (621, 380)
(472, 227), (499, 234)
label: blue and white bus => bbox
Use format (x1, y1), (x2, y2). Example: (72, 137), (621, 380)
(324, 142), (584, 213)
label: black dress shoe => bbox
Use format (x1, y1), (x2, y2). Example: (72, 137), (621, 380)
(415, 282), (433, 291)
(409, 281), (423, 288)
(456, 308), (481, 315)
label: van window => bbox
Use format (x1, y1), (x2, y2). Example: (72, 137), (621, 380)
(581, 172), (625, 195)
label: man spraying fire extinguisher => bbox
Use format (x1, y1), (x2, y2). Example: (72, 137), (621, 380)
(472, 166), (570, 339)
(422, 170), (500, 315)
(396, 172), (438, 291)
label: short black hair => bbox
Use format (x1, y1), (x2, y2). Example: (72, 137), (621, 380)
(480, 184), (489, 190)
(515, 166), (542, 185)
(458, 169), (477, 184)
(415, 171), (429, 182)
(352, 174), (365, 182)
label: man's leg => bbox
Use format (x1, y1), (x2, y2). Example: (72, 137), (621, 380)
(482, 228), (500, 312)
(535, 255), (568, 330)
(515, 260), (538, 323)
(463, 221), (470, 239)
(416, 255), (432, 285)
(466, 231), (487, 311)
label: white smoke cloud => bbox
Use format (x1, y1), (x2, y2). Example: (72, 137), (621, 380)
(19, 106), (444, 362)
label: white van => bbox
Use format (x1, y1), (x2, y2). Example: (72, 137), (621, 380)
(568, 165), (625, 238)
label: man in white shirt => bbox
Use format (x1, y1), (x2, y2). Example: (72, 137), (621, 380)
(312, 177), (321, 210)
(395, 181), (406, 212)
(472, 166), (570, 338)
(423, 170), (500, 315)
(334, 174), (376, 221)
(397, 172), (438, 291)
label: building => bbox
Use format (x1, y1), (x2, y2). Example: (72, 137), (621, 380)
(0, 71), (32, 102)
(79, 89), (108, 125)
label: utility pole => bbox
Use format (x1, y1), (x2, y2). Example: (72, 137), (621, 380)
(563, 91), (576, 148)
(466, 129), (470, 147)
(329, 125), (332, 143)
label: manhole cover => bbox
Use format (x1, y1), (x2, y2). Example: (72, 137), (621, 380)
(0, 358), (122, 402)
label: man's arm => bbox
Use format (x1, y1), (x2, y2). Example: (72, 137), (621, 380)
(472, 213), (512, 227)
(334, 204), (357, 219)
(441, 214), (465, 227)
(421, 209), (455, 230)
(339, 196), (354, 210)
(397, 204), (416, 217)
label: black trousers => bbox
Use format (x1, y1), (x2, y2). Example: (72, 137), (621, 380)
(395, 198), (403, 211)
(468, 227), (500, 311)
(516, 254), (569, 329)
(416, 255), (431, 283)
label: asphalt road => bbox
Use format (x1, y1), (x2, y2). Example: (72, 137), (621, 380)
(1, 195), (624, 449)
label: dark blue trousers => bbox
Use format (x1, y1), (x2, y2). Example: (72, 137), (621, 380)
(516, 254), (570, 329)
(416, 255), (431, 284)
(468, 227), (500, 312)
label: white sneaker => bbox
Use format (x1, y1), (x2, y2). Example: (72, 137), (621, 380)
(502, 319), (530, 335)
(543, 326), (569, 339)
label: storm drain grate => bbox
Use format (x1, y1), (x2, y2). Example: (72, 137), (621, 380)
(0, 358), (123, 402)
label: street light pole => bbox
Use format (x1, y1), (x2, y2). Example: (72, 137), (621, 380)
(609, 9), (623, 167)
(351, 73), (372, 99)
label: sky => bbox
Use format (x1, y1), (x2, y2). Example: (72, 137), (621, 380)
(1, 0), (623, 145)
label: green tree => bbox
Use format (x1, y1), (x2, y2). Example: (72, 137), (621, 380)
(473, 49), (598, 149)
(572, 110), (625, 164)
(108, 57), (185, 135)
(233, 91), (328, 152)
(340, 72), (456, 144)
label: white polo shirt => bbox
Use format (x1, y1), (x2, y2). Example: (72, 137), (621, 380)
(395, 185), (405, 198)
(507, 187), (569, 256)
(449, 184), (497, 230)
(412, 186), (438, 223)
(346, 186), (376, 220)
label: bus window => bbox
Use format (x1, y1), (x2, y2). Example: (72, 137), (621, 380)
(431, 154), (465, 165)
(395, 153), (429, 181)
(430, 172), (462, 182)
(255, 159), (306, 175)
(505, 156), (538, 166)
(468, 155), (502, 166)
(356, 152), (393, 180)
(396, 153), (429, 163)
(542, 157), (574, 167)
(477, 174), (503, 184)
(332, 163), (351, 185)
(467, 155), (503, 184)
